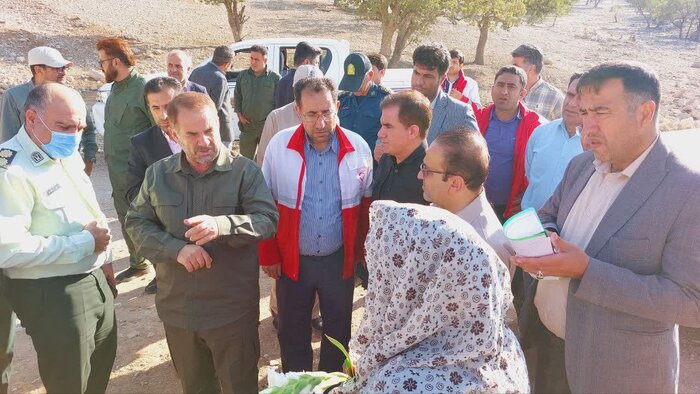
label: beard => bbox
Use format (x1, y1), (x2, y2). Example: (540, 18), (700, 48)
(104, 66), (119, 83)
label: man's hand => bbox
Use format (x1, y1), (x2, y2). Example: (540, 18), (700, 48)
(373, 142), (385, 162)
(83, 159), (94, 176)
(262, 263), (281, 279)
(84, 220), (111, 252)
(238, 113), (251, 125)
(176, 244), (213, 273)
(511, 233), (590, 279)
(449, 88), (463, 101)
(184, 215), (220, 245)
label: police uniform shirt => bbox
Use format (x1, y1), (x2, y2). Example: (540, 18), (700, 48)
(0, 127), (109, 279)
(338, 83), (390, 151)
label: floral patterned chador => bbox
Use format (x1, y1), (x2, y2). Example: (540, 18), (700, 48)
(336, 201), (529, 394)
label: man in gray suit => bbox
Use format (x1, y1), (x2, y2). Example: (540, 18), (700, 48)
(411, 43), (478, 144)
(513, 62), (700, 393)
(188, 46), (233, 145)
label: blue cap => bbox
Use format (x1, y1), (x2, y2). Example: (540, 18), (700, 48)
(339, 53), (371, 92)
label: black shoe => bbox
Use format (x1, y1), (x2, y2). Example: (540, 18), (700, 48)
(144, 278), (157, 294)
(115, 267), (150, 283)
(272, 316), (279, 331)
(311, 317), (323, 331)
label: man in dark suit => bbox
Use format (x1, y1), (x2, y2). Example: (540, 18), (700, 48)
(166, 50), (207, 94)
(411, 43), (479, 144)
(126, 76), (184, 294)
(188, 46), (233, 145)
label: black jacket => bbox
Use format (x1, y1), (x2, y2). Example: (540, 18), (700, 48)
(126, 125), (174, 202)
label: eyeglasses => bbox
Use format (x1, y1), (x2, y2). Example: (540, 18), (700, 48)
(97, 58), (115, 67)
(301, 110), (335, 123)
(420, 163), (463, 182)
(420, 163), (450, 176)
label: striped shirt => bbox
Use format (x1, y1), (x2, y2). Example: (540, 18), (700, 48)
(298, 132), (343, 256)
(523, 77), (564, 121)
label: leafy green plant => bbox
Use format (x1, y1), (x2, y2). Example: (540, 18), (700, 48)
(326, 334), (355, 377)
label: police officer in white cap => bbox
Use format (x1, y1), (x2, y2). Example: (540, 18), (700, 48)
(0, 46), (98, 174)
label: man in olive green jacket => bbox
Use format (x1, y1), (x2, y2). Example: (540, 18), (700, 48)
(97, 38), (154, 282)
(234, 44), (280, 159)
(125, 92), (278, 393)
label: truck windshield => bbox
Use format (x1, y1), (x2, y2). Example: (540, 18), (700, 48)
(279, 46), (332, 76)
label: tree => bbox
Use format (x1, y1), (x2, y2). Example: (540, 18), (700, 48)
(611, 4), (623, 22)
(340, 0), (450, 66)
(452, 0), (572, 65)
(660, 0), (699, 38)
(525, 0), (575, 25)
(203, 0), (249, 42)
(629, 0), (700, 39)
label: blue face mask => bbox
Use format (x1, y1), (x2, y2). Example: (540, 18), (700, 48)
(35, 116), (81, 159)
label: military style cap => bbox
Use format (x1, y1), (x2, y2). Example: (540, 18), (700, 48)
(339, 53), (371, 92)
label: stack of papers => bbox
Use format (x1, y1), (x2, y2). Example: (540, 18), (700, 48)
(503, 208), (556, 280)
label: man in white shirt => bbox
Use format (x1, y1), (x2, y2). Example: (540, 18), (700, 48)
(418, 127), (513, 278)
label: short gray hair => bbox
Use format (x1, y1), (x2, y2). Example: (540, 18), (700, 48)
(168, 50), (192, 68)
(212, 46), (233, 66)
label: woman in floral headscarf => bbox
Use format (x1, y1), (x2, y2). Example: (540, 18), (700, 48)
(337, 200), (528, 393)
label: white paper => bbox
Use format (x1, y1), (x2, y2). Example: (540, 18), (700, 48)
(503, 208), (557, 280)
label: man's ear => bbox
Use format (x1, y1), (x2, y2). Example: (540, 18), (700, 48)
(449, 174), (465, 192)
(638, 100), (656, 129)
(24, 108), (38, 132)
(519, 88), (528, 100)
(408, 124), (421, 140)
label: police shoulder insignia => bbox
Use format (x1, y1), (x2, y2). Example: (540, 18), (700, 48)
(377, 85), (393, 95)
(0, 149), (17, 169)
(338, 90), (351, 98)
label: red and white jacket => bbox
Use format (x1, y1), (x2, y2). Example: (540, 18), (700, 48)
(471, 101), (546, 219)
(258, 124), (373, 281)
(442, 69), (481, 105)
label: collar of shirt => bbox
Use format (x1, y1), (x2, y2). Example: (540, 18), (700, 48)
(304, 129), (339, 155)
(554, 118), (580, 139)
(431, 89), (442, 110)
(390, 142), (427, 167)
(593, 136), (659, 177)
(527, 76), (544, 95)
(455, 189), (489, 223)
(173, 144), (234, 175)
(249, 67), (272, 78)
(490, 107), (522, 123)
(160, 128), (182, 154)
(17, 126), (54, 167)
(113, 68), (138, 88)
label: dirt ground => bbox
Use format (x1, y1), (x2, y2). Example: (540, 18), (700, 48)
(2, 0), (700, 392)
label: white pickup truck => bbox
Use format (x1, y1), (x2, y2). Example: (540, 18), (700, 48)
(93, 38), (412, 138)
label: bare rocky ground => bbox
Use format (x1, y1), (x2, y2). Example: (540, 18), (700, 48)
(1, 0), (699, 392)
